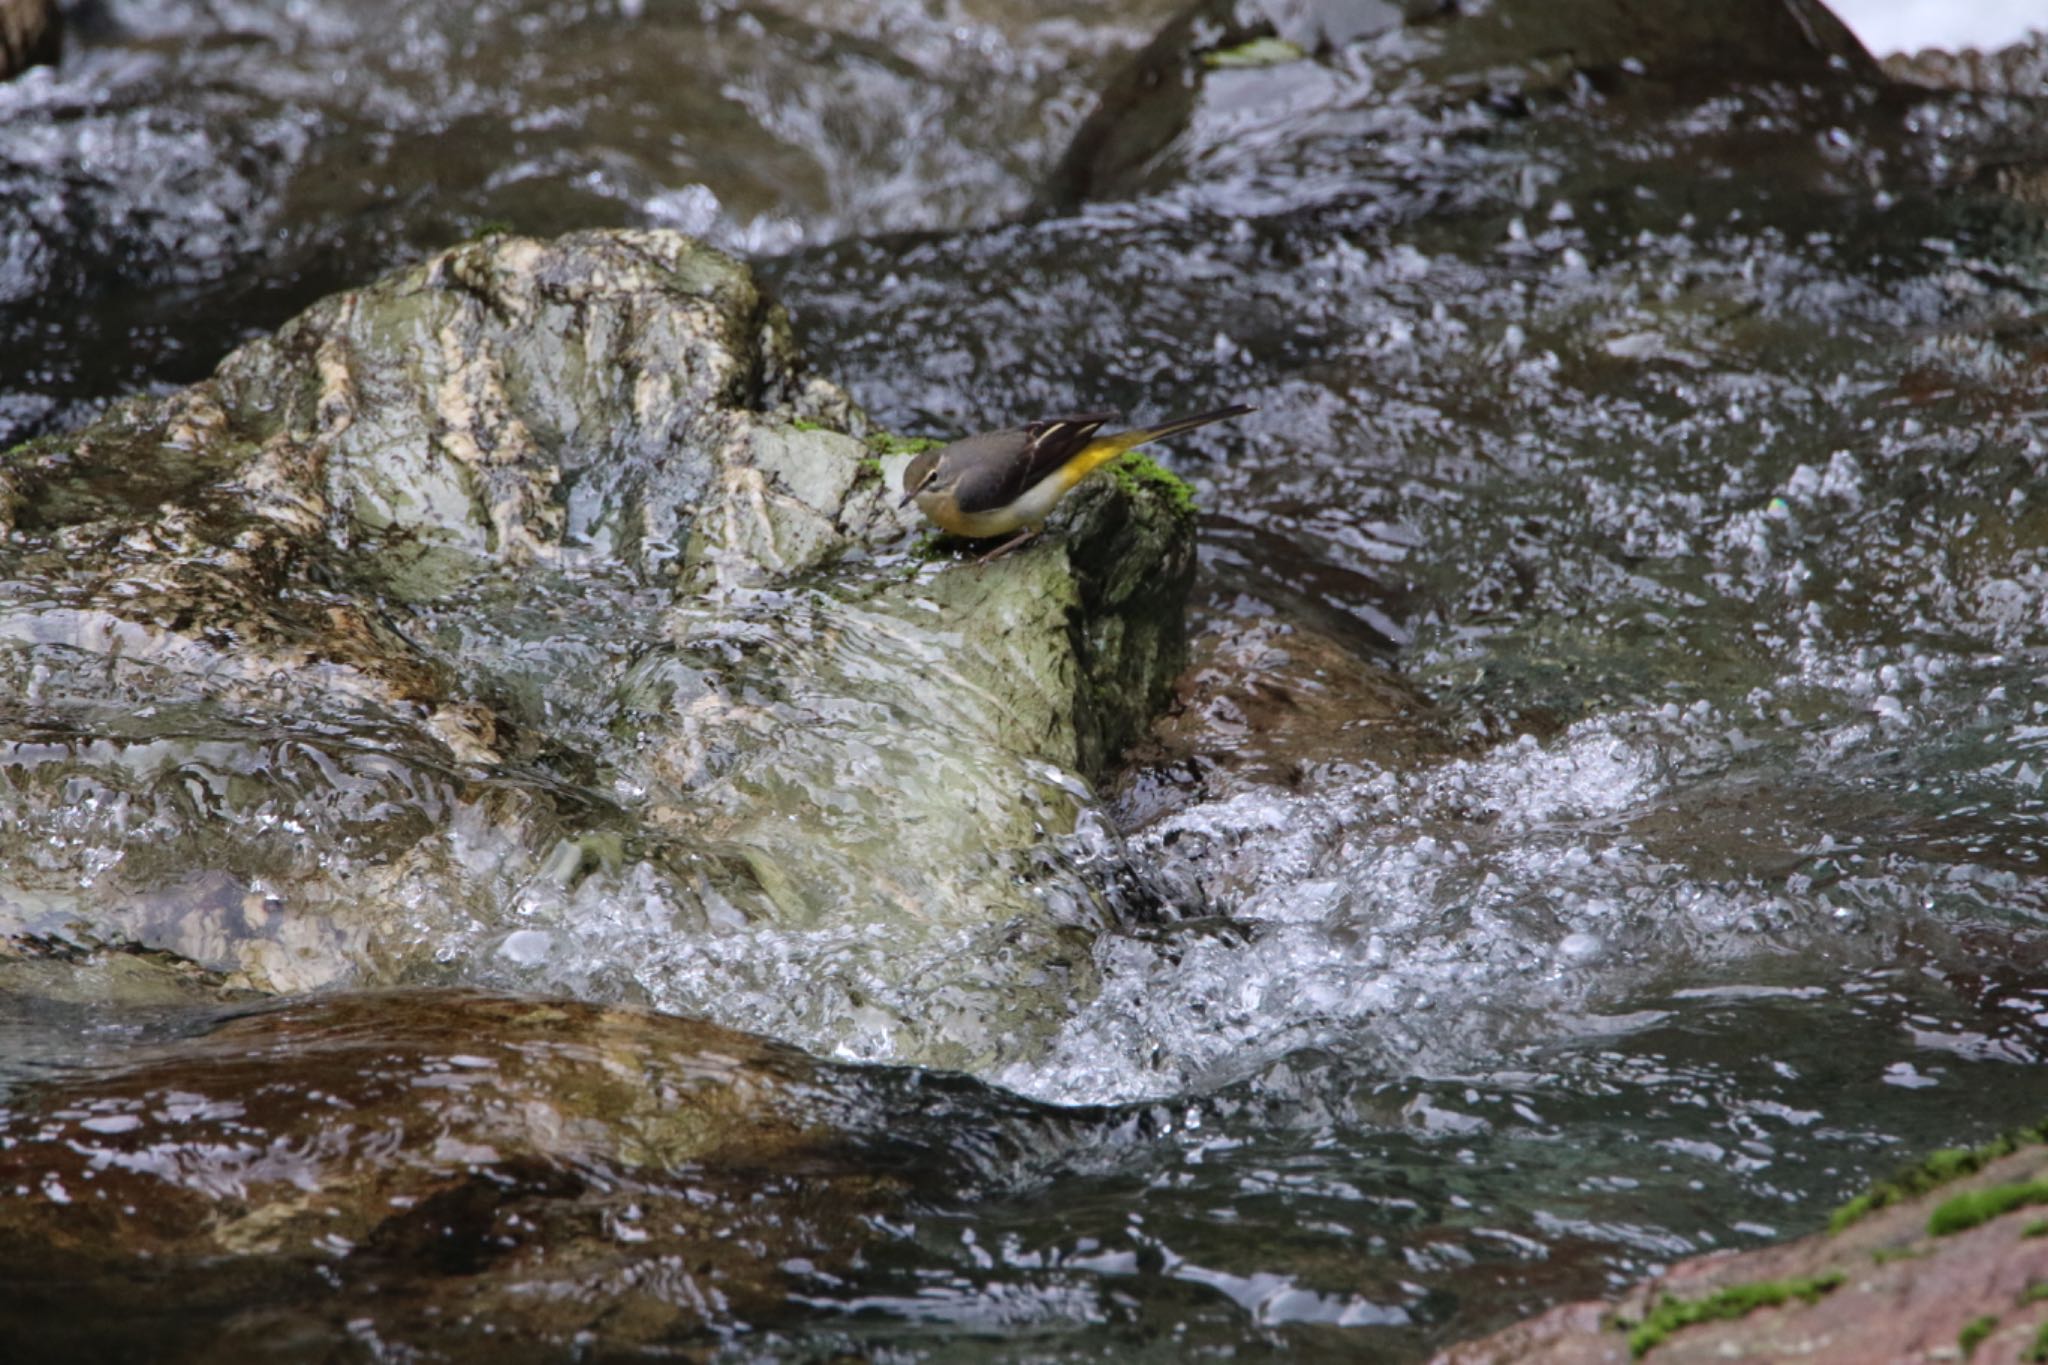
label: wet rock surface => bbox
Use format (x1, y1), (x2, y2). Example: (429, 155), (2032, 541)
(1115, 610), (1455, 828)
(0, 988), (1082, 1361)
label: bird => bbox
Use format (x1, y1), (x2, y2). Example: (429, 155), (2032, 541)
(898, 404), (1254, 563)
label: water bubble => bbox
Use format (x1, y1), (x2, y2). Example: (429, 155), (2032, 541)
(498, 929), (554, 966)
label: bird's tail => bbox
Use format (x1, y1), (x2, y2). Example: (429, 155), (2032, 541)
(1067, 403), (1255, 480)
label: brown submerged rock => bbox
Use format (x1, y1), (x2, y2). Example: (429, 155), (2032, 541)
(0, 989), (925, 1360)
(1117, 612), (1454, 826)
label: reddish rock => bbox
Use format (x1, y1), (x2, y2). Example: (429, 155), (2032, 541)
(1433, 1144), (2048, 1363)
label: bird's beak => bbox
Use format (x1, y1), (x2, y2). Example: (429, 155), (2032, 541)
(898, 486), (920, 508)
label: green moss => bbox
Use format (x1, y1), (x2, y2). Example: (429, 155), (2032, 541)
(2028, 1218), (2048, 1239)
(1928, 1180), (2048, 1237)
(1960, 1314), (1999, 1359)
(855, 455), (884, 480)
(1108, 452), (1198, 516)
(1200, 36), (1306, 68)
(1830, 1120), (2048, 1234)
(865, 430), (944, 458)
(2022, 1282), (2048, 1305)
(2028, 1320), (2048, 1364)
(1621, 1273), (1845, 1358)
(1870, 1245), (1925, 1264)
(790, 418), (829, 433)
(472, 218), (516, 239)
(1, 432), (62, 466)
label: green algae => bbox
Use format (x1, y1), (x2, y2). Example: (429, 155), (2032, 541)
(1831, 1123), (2048, 1234)
(1622, 1272), (1845, 1358)
(1961, 1315), (1998, 1358)
(2029, 1320), (2048, 1364)
(1928, 1180), (2048, 1238)
(865, 430), (943, 458)
(1200, 37), (1305, 68)
(1109, 451), (1197, 516)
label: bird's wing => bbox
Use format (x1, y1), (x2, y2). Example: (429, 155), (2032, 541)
(946, 412), (1119, 514)
(1010, 411), (1120, 490)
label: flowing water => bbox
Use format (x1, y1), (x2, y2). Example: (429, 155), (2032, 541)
(6, 1), (2048, 1359)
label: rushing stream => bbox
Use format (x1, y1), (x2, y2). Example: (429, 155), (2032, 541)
(6, 1), (2048, 1359)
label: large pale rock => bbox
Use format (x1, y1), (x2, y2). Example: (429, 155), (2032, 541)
(0, 228), (1196, 1070)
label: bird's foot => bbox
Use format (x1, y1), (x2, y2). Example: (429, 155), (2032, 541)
(974, 529), (1041, 565)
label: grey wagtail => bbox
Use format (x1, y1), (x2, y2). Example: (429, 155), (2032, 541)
(898, 404), (1254, 562)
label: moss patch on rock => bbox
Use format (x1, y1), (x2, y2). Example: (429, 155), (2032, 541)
(1930, 1180), (2048, 1237)
(1960, 1313), (1999, 1358)
(1108, 450), (1198, 516)
(1621, 1272), (1845, 1358)
(1200, 36), (1305, 68)
(865, 429), (944, 458)
(1832, 1121), (2048, 1233)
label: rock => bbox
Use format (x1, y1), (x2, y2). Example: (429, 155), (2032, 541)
(0, 988), (1001, 1359)
(0, 0), (55, 81)
(1044, 0), (1880, 208)
(0, 228), (1198, 1070)
(1883, 31), (2048, 97)
(1431, 1132), (2048, 1364)
(1116, 611), (1453, 826)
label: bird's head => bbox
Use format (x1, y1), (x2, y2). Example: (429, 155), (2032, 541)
(899, 448), (944, 507)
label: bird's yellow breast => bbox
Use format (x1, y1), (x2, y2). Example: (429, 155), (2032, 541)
(917, 459), (1097, 538)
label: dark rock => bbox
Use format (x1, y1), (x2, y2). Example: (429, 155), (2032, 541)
(1117, 611), (1453, 826)
(1044, 0), (1881, 209)
(1883, 30), (2048, 96)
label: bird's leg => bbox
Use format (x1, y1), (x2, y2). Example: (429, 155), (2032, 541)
(975, 527), (1041, 564)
